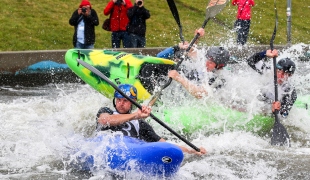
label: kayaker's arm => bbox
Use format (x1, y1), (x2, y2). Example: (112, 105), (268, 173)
(97, 106), (151, 126)
(159, 138), (207, 155)
(156, 28), (204, 61)
(246, 49), (278, 74)
(168, 70), (208, 99)
(274, 88), (298, 118)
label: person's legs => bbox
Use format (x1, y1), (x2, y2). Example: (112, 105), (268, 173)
(136, 35), (146, 48)
(75, 42), (94, 49)
(75, 41), (83, 49)
(122, 32), (132, 48)
(239, 20), (251, 45)
(242, 20), (251, 45)
(84, 44), (94, 49)
(235, 19), (243, 45)
(111, 32), (121, 48)
(129, 33), (138, 48)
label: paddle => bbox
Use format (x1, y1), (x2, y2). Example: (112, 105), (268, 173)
(270, 0), (290, 146)
(76, 57), (201, 152)
(148, 0), (228, 106)
(167, 0), (184, 43)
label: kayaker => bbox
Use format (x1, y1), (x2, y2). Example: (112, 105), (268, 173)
(167, 46), (231, 98)
(96, 84), (207, 155)
(246, 49), (297, 118)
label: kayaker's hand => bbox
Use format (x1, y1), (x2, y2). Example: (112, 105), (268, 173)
(195, 28), (205, 37)
(178, 41), (189, 50)
(136, 105), (151, 119)
(190, 147), (207, 155)
(272, 101), (281, 112)
(266, 49), (278, 58)
(168, 70), (181, 82)
(180, 146), (207, 155)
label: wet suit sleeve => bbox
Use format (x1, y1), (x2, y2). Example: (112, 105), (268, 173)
(246, 50), (268, 74)
(96, 107), (114, 131)
(156, 45), (180, 60)
(138, 120), (161, 142)
(280, 88), (297, 118)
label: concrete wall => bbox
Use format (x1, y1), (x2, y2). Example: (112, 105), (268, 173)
(0, 45), (308, 86)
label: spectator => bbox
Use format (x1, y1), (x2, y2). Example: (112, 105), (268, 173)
(104, 0), (133, 48)
(232, 0), (255, 46)
(126, 0), (150, 48)
(69, 0), (99, 49)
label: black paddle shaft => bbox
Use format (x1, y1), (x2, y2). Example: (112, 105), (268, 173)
(269, 0), (290, 146)
(167, 0), (184, 43)
(160, 18), (211, 90)
(76, 58), (201, 152)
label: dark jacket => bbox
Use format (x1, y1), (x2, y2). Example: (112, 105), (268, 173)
(127, 5), (150, 37)
(69, 9), (99, 46)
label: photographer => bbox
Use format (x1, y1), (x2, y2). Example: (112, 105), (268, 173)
(69, 0), (99, 49)
(103, 0), (133, 48)
(126, 0), (150, 48)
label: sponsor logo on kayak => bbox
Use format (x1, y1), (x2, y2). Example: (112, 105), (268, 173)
(162, 156), (172, 164)
(115, 54), (128, 60)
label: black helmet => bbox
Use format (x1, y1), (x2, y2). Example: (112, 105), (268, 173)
(276, 58), (296, 74)
(206, 46), (230, 69)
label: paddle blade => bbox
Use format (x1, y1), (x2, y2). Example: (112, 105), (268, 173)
(166, 0), (184, 42)
(206, 0), (228, 18)
(271, 120), (290, 146)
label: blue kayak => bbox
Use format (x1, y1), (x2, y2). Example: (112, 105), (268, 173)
(69, 134), (184, 177)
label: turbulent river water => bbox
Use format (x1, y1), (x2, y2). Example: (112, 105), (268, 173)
(1, 44), (310, 180)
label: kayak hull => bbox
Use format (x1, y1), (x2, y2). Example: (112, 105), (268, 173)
(65, 49), (175, 101)
(70, 134), (183, 177)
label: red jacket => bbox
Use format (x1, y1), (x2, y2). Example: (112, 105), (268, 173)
(232, 0), (255, 20)
(104, 0), (133, 32)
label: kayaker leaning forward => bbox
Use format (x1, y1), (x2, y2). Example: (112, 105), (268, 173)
(96, 84), (207, 155)
(167, 46), (231, 99)
(246, 49), (297, 118)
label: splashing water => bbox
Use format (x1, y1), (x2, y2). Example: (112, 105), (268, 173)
(1, 44), (310, 179)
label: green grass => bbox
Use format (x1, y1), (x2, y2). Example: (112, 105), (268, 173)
(1, 0), (309, 51)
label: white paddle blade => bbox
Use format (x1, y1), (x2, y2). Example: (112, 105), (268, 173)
(206, 0), (228, 18)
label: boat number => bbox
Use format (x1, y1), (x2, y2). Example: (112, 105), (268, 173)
(115, 54), (127, 60)
(162, 156), (172, 164)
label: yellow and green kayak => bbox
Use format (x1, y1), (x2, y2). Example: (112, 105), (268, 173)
(65, 49), (175, 101)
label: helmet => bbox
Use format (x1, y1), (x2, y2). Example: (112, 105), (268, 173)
(206, 46), (230, 69)
(114, 84), (137, 99)
(276, 58), (296, 74)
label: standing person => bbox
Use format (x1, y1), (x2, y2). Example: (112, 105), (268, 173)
(96, 84), (207, 155)
(246, 49), (297, 118)
(232, 0), (255, 46)
(126, 0), (150, 48)
(104, 0), (133, 48)
(69, 0), (99, 49)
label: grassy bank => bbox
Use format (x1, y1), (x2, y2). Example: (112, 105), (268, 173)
(1, 0), (309, 51)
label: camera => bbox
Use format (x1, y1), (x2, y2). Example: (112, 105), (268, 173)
(137, 1), (142, 6)
(115, 0), (122, 5)
(82, 7), (87, 13)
